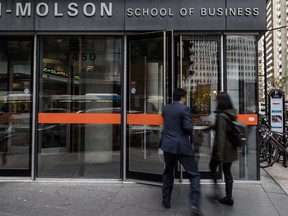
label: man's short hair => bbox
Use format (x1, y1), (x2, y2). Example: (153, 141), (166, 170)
(173, 88), (187, 101)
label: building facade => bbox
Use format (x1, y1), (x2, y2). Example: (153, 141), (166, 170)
(0, 0), (265, 182)
(264, 0), (288, 101)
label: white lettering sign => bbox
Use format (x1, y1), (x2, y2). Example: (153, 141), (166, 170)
(16, 3), (31, 17)
(127, 7), (259, 17)
(83, 3), (96, 17)
(179, 8), (194, 16)
(54, 3), (63, 17)
(36, 3), (49, 17)
(0, 2), (113, 17)
(200, 8), (259, 17)
(126, 8), (174, 17)
(0, 2), (260, 19)
(101, 3), (112, 17)
(67, 3), (78, 16)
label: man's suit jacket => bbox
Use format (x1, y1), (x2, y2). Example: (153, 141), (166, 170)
(159, 101), (194, 156)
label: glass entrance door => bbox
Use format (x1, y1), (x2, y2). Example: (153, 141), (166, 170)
(127, 32), (171, 182)
(127, 33), (221, 182)
(0, 36), (33, 176)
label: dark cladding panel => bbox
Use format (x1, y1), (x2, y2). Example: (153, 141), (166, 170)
(0, 0), (35, 31)
(125, 0), (226, 31)
(34, 0), (124, 31)
(226, 0), (266, 31)
(0, 0), (267, 32)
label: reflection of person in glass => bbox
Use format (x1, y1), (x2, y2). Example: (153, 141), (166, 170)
(146, 98), (158, 156)
(158, 88), (200, 215)
(193, 130), (203, 164)
(0, 104), (9, 165)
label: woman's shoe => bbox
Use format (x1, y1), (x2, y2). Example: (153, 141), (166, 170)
(218, 197), (234, 206)
(162, 200), (170, 209)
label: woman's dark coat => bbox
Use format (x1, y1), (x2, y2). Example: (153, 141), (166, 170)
(211, 109), (238, 163)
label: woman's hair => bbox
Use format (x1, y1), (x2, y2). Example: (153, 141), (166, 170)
(173, 88), (187, 101)
(216, 92), (234, 111)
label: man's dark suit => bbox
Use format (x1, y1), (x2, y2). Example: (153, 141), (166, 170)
(159, 101), (200, 208)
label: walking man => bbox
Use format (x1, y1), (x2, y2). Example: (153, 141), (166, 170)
(158, 88), (201, 215)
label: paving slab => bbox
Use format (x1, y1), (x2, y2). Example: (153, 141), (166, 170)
(265, 162), (288, 195)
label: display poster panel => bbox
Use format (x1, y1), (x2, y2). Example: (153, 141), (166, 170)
(269, 89), (285, 133)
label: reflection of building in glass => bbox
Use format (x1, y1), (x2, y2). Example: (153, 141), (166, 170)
(226, 36), (256, 83)
(182, 36), (219, 93)
(257, 39), (265, 104)
(226, 35), (257, 114)
(181, 36), (219, 113)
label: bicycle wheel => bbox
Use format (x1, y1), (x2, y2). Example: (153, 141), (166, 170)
(259, 138), (279, 168)
(259, 136), (270, 161)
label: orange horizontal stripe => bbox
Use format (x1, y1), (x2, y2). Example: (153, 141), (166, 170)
(38, 113), (121, 124)
(127, 114), (163, 125)
(38, 113), (257, 126)
(237, 114), (258, 125)
(38, 113), (163, 125)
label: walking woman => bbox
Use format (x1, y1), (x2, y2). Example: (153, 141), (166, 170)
(205, 92), (238, 206)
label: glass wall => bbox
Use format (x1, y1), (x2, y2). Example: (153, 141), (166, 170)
(177, 35), (220, 176)
(37, 36), (122, 178)
(0, 33), (259, 181)
(226, 35), (258, 180)
(0, 36), (32, 175)
(177, 34), (258, 181)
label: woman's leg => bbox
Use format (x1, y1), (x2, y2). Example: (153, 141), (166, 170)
(222, 162), (233, 199)
(209, 158), (221, 184)
(219, 162), (234, 206)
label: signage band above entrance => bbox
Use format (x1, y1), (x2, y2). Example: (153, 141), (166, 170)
(0, 0), (266, 31)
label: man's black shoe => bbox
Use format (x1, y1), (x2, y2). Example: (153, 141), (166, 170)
(190, 206), (200, 216)
(162, 200), (170, 209)
(218, 196), (234, 206)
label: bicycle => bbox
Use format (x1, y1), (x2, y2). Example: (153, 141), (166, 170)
(259, 129), (288, 168)
(258, 116), (272, 167)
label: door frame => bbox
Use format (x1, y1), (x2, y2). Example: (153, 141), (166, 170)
(124, 32), (223, 182)
(0, 38), (34, 177)
(124, 31), (173, 182)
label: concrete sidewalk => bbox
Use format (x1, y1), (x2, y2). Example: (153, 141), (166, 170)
(0, 169), (287, 216)
(264, 161), (288, 195)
